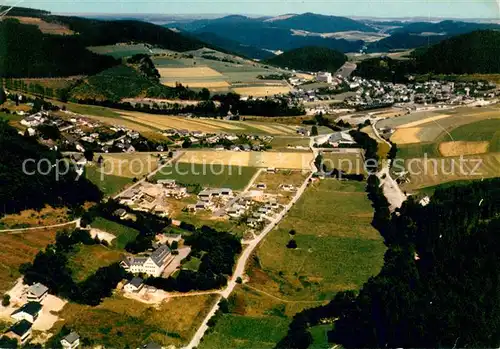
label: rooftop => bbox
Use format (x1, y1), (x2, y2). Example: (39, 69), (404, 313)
(62, 332), (80, 344)
(28, 283), (48, 298)
(12, 302), (42, 317)
(8, 320), (32, 337)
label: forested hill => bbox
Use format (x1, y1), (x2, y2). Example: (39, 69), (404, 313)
(0, 19), (118, 78)
(0, 120), (102, 216)
(417, 30), (500, 74)
(355, 30), (500, 81)
(264, 47), (347, 73)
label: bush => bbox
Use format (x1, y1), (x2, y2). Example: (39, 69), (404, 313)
(2, 294), (10, 307)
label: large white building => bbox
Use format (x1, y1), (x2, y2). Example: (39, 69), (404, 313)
(120, 245), (174, 277)
(317, 72), (333, 84)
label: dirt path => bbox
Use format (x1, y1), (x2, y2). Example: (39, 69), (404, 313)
(242, 284), (327, 304)
(0, 219), (79, 234)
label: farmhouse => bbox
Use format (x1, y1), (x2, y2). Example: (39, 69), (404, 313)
(11, 302), (42, 323)
(328, 132), (356, 147)
(124, 277), (144, 293)
(27, 283), (48, 302)
(120, 245), (174, 277)
(4, 320), (32, 345)
(61, 332), (80, 349)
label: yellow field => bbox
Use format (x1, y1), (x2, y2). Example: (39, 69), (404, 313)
(391, 127), (422, 144)
(163, 81), (230, 89)
(94, 153), (159, 178)
(158, 67), (224, 78)
(83, 114), (156, 132)
(398, 114), (451, 128)
(439, 141), (490, 157)
(232, 85), (291, 97)
(178, 151), (313, 170)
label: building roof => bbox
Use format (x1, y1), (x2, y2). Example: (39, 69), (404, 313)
(149, 245), (171, 267)
(143, 342), (161, 349)
(28, 283), (48, 298)
(329, 132), (355, 143)
(8, 320), (32, 337)
(12, 302), (42, 317)
(62, 332), (80, 344)
(127, 277), (144, 289)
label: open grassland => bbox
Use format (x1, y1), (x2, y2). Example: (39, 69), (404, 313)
(391, 127), (423, 144)
(65, 103), (122, 118)
(88, 44), (171, 59)
(53, 294), (218, 348)
(68, 245), (123, 282)
(231, 85), (291, 97)
(0, 229), (58, 293)
(321, 152), (366, 175)
(92, 153), (159, 179)
(90, 217), (139, 250)
(178, 150), (313, 170)
(254, 170), (310, 195)
(253, 180), (385, 301)
(6, 16), (73, 35)
(201, 180), (385, 349)
(446, 119), (500, 152)
(200, 314), (290, 349)
(401, 153), (500, 191)
(154, 162), (257, 190)
(0, 206), (69, 229)
(85, 166), (132, 197)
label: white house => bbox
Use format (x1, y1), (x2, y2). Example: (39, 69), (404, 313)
(11, 302), (42, 323)
(61, 332), (80, 349)
(317, 72), (333, 84)
(27, 283), (48, 302)
(123, 277), (144, 293)
(328, 132), (356, 147)
(120, 245), (174, 277)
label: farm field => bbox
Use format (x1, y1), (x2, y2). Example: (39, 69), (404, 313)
(6, 16), (73, 34)
(253, 170), (310, 195)
(152, 51), (291, 94)
(52, 294), (218, 348)
(88, 44), (171, 59)
(92, 153), (160, 179)
(178, 150), (313, 170)
(85, 166), (133, 197)
(90, 217), (139, 250)
(0, 205), (69, 229)
(68, 245), (123, 282)
(400, 152), (500, 191)
(253, 180), (385, 301)
(202, 180), (385, 349)
(154, 162), (258, 190)
(321, 152), (366, 175)
(118, 111), (298, 135)
(0, 229), (58, 293)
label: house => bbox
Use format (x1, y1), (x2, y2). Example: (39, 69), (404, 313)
(241, 144), (251, 152)
(4, 320), (32, 345)
(124, 145), (136, 153)
(267, 167), (277, 173)
(195, 201), (208, 210)
(27, 283), (48, 302)
(220, 188), (233, 197)
(60, 332), (80, 349)
(158, 179), (176, 188)
(120, 245), (174, 277)
(256, 183), (267, 190)
(72, 153), (87, 167)
(328, 132), (356, 147)
(229, 145), (241, 151)
(11, 302), (42, 323)
(214, 145), (224, 151)
(317, 72), (333, 84)
(124, 277), (144, 293)
(113, 208), (127, 218)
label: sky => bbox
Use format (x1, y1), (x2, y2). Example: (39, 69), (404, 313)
(5, 0), (500, 18)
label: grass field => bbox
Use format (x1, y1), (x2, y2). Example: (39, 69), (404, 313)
(200, 314), (290, 349)
(254, 180), (385, 301)
(202, 180), (384, 348)
(90, 217), (139, 250)
(321, 152), (366, 175)
(88, 44), (171, 59)
(0, 206), (69, 229)
(0, 229), (58, 293)
(53, 294), (218, 348)
(154, 162), (258, 190)
(270, 137), (310, 150)
(68, 245), (123, 282)
(178, 150), (313, 170)
(85, 166), (134, 197)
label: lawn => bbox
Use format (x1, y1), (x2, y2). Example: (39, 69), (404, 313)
(90, 217), (139, 250)
(182, 256), (202, 271)
(321, 152), (366, 175)
(254, 180), (386, 301)
(154, 162), (258, 190)
(309, 324), (332, 349)
(200, 314), (290, 349)
(68, 244), (123, 282)
(85, 166), (132, 197)
(52, 294), (218, 348)
(0, 229), (58, 293)
(270, 137), (310, 150)
(447, 119), (500, 152)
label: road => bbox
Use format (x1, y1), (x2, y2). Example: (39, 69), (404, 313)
(183, 141), (315, 349)
(371, 122), (407, 211)
(113, 151), (184, 199)
(0, 219), (80, 234)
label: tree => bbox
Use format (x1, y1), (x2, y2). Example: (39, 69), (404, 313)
(0, 89), (6, 105)
(289, 229), (296, 236)
(182, 138), (192, 149)
(84, 149), (94, 162)
(171, 241), (178, 250)
(2, 294), (10, 306)
(286, 239), (298, 249)
(311, 125), (318, 136)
